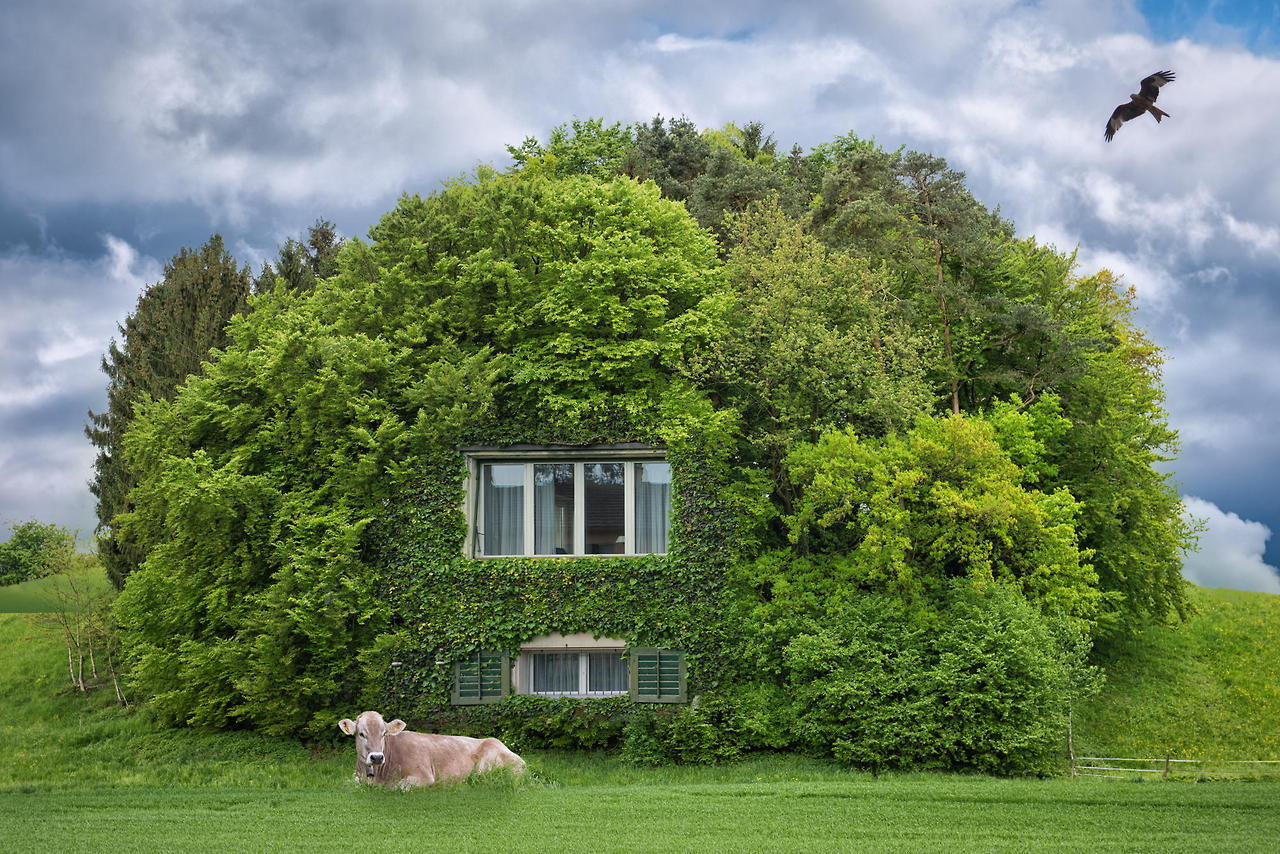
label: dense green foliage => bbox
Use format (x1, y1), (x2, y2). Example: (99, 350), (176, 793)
(252, 218), (345, 295)
(0, 520), (76, 585)
(781, 584), (1077, 774)
(782, 407), (1098, 626)
(109, 116), (1198, 770)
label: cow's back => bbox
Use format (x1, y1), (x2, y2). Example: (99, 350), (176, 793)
(389, 731), (523, 786)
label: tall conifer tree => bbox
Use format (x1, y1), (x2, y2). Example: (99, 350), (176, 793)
(86, 235), (251, 587)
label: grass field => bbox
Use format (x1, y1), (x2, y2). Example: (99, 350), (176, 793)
(3, 775), (1277, 854)
(2, 573), (1278, 852)
(0, 567), (111, 613)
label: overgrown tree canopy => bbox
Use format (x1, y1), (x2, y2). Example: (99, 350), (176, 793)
(114, 171), (724, 735)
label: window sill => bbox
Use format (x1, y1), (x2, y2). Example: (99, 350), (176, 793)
(469, 553), (666, 559)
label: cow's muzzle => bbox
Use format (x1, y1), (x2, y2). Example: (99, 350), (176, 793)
(368, 752), (385, 766)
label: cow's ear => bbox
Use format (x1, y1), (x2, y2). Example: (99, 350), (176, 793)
(338, 718), (357, 736)
(386, 719), (407, 736)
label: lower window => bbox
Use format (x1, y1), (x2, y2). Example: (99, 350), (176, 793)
(528, 650), (629, 697)
(451, 644), (686, 704)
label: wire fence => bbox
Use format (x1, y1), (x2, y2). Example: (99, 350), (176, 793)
(1073, 755), (1280, 779)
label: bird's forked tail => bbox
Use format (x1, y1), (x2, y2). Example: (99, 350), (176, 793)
(1150, 105), (1170, 122)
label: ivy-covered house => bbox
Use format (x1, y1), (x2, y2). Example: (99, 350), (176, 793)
(330, 171), (747, 736)
(114, 147), (1186, 771)
(376, 424), (742, 731)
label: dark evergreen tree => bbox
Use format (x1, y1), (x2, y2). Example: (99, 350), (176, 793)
(85, 235), (251, 587)
(622, 115), (711, 201)
(253, 219), (344, 294)
(687, 147), (804, 247)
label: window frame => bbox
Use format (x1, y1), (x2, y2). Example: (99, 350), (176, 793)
(522, 649), (631, 699)
(450, 638), (688, 705)
(462, 446), (669, 559)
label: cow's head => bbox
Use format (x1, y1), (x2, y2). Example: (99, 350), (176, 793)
(338, 711), (407, 779)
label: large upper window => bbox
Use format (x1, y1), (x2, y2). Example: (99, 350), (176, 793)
(467, 449), (670, 557)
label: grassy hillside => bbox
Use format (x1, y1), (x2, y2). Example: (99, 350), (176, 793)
(0, 566), (111, 612)
(1074, 585), (1280, 762)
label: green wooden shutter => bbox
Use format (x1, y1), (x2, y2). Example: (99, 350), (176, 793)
(630, 648), (686, 703)
(451, 651), (510, 705)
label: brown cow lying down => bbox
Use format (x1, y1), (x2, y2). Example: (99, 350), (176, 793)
(338, 710), (525, 788)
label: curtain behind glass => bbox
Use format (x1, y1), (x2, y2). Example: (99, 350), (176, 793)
(587, 651), (628, 693)
(531, 652), (578, 694)
(534, 464), (574, 555)
(635, 462), (671, 554)
(482, 464), (524, 555)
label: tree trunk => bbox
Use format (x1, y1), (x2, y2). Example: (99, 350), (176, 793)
(934, 239), (960, 415)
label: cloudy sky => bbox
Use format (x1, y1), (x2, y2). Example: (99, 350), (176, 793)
(1, 0), (1277, 593)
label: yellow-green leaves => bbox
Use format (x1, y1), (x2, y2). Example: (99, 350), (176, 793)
(784, 412), (1099, 629)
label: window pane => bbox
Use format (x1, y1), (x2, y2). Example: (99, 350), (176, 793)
(482, 464), (524, 556)
(531, 652), (578, 694)
(587, 651), (628, 693)
(635, 462), (671, 554)
(534, 464), (574, 555)
(584, 463), (624, 554)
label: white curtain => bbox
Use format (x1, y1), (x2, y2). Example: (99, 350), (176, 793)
(531, 652), (578, 694)
(534, 464), (573, 555)
(635, 462), (670, 554)
(483, 464), (524, 555)
(587, 651), (628, 693)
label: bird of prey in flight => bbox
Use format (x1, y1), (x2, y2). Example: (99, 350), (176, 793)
(1104, 70), (1176, 142)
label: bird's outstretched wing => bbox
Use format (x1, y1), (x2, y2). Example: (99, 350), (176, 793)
(1138, 70), (1175, 101)
(1104, 102), (1147, 142)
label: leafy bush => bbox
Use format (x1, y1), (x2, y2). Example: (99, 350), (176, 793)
(419, 695), (633, 753)
(616, 684), (796, 765)
(0, 520), (75, 586)
(783, 583), (1076, 775)
(784, 410), (1101, 630)
(412, 686), (793, 766)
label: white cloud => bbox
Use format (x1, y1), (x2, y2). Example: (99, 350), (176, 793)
(1181, 497), (1280, 593)
(652, 34), (732, 53)
(0, 237), (160, 540)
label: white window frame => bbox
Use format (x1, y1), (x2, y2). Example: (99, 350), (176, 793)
(513, 633), (629, 699)
(463, 447), (668, 558)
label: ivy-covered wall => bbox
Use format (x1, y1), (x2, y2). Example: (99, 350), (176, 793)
(366, 419), (751, 751)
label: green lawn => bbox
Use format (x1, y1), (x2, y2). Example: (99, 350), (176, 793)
(2, 575), (1279, 852)
(1, 775), (1278, 854)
